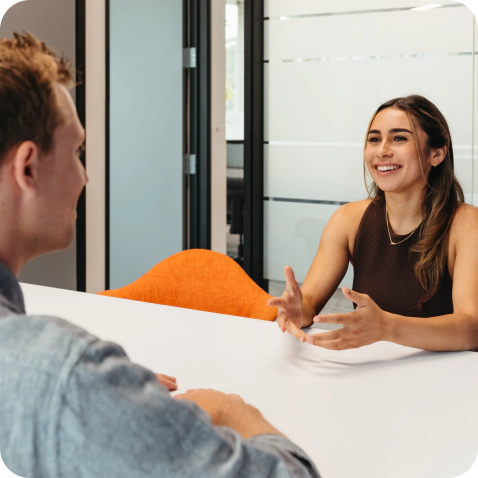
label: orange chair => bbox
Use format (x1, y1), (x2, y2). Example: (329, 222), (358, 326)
(99, 249), (278, 321)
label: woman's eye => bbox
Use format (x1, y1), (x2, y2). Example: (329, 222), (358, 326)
(367, 137), (380, 142)
(394, 136), (406, 141)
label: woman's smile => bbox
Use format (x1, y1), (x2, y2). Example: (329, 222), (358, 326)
(374, 164), (402, 175)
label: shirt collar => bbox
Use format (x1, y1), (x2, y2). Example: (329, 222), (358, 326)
(0, 262), (25, 315)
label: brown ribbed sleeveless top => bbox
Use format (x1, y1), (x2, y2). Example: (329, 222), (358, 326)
(352, 199), (453, 317)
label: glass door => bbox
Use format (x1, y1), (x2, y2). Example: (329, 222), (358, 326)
(108, 0), (184, 288)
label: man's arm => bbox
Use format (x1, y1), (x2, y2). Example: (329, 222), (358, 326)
(56, 339), (320, 478)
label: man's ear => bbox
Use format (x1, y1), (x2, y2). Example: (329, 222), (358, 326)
(430, 145), (447, 167)
(12, 141), (40, 196)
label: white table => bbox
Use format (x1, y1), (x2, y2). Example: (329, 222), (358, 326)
(20, 283), (478, 478)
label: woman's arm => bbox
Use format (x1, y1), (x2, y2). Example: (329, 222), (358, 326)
(393, 204), (478, 351)
(309, 205), (478, 352)
(268, 201), (370, 337)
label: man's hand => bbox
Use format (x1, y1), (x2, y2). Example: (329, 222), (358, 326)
(155, 373), (178, 391)
(267, 265), (308, 343)
(175, 389), (284, 439)
(308, 287), (392, 350)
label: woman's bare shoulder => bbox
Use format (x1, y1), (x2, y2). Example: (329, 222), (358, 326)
(326, 199), (372, 247)
(451, 203), (478, 238)
(335, 199), (372, 223)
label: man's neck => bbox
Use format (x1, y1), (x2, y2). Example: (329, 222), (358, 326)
(0, 208), (28, 277)
(0, 248), (26, 278)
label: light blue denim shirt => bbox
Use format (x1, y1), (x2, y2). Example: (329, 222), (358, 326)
(0, 263), (320, 478)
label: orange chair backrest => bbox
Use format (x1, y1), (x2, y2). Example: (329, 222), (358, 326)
(99, 249), (277, 321)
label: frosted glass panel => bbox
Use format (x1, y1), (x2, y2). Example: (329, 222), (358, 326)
(265, 8), (472, 60)
(265, 0), (461, 17)
(265, 145), (473, 203)
(265, 61), (378, 143)
(265, 144), (366, 202)
(265, 56), (473, 144)
(264, 201), (353, 287)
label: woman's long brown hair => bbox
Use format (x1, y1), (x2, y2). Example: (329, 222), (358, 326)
(365, 95), (464, 307)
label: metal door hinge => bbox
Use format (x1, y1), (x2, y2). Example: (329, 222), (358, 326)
(183, 47), (196, 68)
(184, 154), (196, 175)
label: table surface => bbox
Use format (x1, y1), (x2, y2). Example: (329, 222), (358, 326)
(20, 282), (478, 478)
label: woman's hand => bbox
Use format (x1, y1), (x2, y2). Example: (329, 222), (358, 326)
(308, 287), (393, 350)
(267, 265), (308, 343)
(156, 373), (178, 391)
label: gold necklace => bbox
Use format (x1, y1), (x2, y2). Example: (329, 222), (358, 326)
(386, 210), (422, 246)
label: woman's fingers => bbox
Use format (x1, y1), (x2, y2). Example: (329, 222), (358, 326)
(287, 321), (308, 343)
(314, 312), (352, 325)
(307, 330), (342, 345)
(284, 266), (300, 296)
(267, 297), (284, 308)
(277, 310), (287, 332)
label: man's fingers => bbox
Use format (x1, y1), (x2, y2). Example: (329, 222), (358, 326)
(156, 373), (178, 391)
(157, 374), (177, 382)
(160, 379), (178, 391)
(227, 393), (245, 403)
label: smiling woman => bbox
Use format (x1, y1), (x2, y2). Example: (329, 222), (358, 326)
(268, 95), (478, 353)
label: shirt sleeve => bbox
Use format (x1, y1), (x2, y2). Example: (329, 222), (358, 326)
(56, 339), (321, 478)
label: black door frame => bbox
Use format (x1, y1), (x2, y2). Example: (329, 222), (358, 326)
(185, 0), (211, 250)
(243, 0), (265, 289)
(75, 0), (86, 292)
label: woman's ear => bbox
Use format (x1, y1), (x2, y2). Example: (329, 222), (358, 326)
(430, 145), (447, 167)
(12, 141), (40, 196)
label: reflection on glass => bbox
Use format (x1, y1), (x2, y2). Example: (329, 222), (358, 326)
(225, 0), (245, 264)
(226, 0), (244, 140)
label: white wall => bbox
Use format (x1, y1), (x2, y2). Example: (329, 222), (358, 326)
(85, 0), (106, 293)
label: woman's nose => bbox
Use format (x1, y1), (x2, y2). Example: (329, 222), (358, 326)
(377, 140), (392, 157)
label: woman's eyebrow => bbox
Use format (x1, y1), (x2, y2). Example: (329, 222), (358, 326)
(367, 128), (412, 134)
(389, 128), (412, 134)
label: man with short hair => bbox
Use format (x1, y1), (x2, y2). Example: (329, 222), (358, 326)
(0, 33), (320, 478)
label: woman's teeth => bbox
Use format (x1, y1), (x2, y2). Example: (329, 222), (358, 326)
(377, 165), (400, 172)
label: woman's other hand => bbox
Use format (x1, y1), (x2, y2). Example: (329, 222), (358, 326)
(267, 266), (308, 343)
(308, 287), (393, 349)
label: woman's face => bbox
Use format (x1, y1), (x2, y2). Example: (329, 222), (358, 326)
(364, 107), (433, 195)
